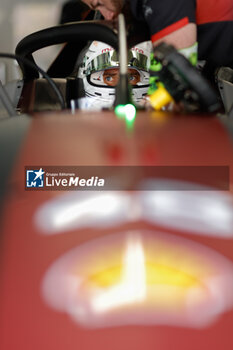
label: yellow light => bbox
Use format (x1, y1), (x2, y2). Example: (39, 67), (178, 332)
(90, 235), (146, 312)
(87, 262), (198, 288)
(83, 236), (202, 314)
(42, 230), (233, 328)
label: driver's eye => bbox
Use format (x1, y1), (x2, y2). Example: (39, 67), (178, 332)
(129, 75), (136, 81)
(103, 72), (119, 86)
(105, 76), (113, 82)
(128, 73), (140, 85)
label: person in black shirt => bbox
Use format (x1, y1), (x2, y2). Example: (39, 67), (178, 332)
(81, 0), (233, 72)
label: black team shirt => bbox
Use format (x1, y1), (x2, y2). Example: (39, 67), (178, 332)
(130, 0), (233, 68)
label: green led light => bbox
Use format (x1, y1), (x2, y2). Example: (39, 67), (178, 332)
(114, 104), (126, 118)
(115, 104), (136, 119)
(124, 104), (136, 131)
(124, 104), (136, 122)
(115, 104), (136, 131)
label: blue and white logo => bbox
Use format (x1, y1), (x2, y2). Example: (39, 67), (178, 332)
(26, 168), (45, 188)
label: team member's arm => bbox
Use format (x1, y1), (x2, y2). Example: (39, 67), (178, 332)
(131, 0), (198, 63)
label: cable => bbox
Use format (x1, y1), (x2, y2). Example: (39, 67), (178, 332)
(0, 53), (66, 110)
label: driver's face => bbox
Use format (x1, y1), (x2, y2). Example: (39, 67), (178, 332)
(103, 68), (141, 86)
(82, 0), (123, 20)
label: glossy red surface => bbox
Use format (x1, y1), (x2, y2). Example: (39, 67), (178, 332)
(0, 110), (233, 350)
